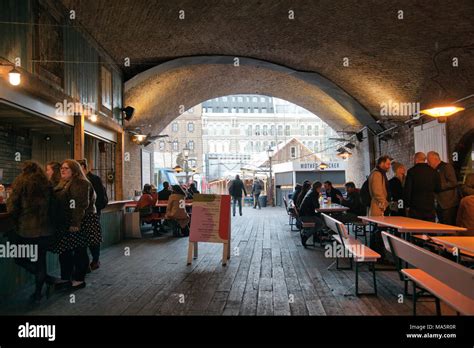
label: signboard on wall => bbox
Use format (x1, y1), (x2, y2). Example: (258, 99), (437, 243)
(414, 121), (448, 162)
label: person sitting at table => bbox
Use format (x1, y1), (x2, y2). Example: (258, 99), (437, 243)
(299, 181), (325, 247)
(456, 174), (474, 236)
(165, 185), (190, 237)
(188, 182), (200, 199)
(136, 184), (157, 213)
(158, 181), (172, 201)
(290, 183), (302, 203)
(295, 181), (311, 211)
(323, 181), (342, 204)
(336, 182), (365, 222)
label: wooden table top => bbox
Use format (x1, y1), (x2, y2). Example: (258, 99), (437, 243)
(316, 204), (349, 213)
(358, 216), (466, 233)
(430, 236), (474, 254)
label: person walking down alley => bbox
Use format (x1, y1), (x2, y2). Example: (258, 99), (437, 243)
(251, 178), (263, 209)
(427, 151), (460, 225)
(78, 159), (106, 271)
(229, 175), (247, 216)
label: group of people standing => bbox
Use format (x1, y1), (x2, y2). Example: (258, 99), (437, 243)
(7, 158), (107, 303)
(368, 152), (464, 224)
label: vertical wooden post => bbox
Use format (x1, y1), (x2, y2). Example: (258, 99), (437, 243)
(74, 113), (84, 160)
(115, 131), (125, 200)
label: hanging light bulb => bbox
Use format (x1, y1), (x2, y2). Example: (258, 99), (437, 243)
(8, 67), (21, 86)
(89, 114), (98, 122)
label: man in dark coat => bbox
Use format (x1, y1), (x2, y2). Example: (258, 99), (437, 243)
(228, 175), (247, 216)
(427, 151), (460, 225)
(78, 159), (107, 270)
(158, 181), (172, 201)
(323, 181), (343, 204)
(403, 152), (441, 222)
(337, 182), (365, 222)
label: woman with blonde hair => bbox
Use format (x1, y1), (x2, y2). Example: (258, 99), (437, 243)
(165, 185), (190, 237)
(52, 159), (99, 290)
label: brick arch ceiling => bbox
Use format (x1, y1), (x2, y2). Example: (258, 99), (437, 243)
(124, 56), (378, 134)
(61, 0), (474, 131)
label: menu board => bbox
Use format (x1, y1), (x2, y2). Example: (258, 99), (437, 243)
(189, 194), (231, 243)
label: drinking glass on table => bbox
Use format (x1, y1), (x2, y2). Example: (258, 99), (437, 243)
(327, 197), (331, 205)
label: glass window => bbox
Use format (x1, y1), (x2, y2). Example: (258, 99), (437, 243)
(247, 125), (252, 136)
(207, 107), (213, 113)
(260, 97), (265, 102)
(232, 107), (237, 113)
(172, 122), (179, 132)
(188, 122), (194, 132)
(262, 108), (267, 113)
(188, 141), (194, 150)
(173, 140), (178, 151)
(223, 96), (228, 102)
(314, 125), (319, 136)
(232, 97), (236, 102)
(239, 107), (244, 113)
(307, 125), (312, 136)
(253, 97), (258, 102)
(159, 141), (165, 151)
(270, 125), (275, 136)
(223, 107), (229, 113)
(278, 125), (283, 136)
(290, 146), (296, 158)
(238, 96), (243, 102)
(285, 125), (291, 136)
(300, 125), (305, 135)
(101, 66), (112, 110)
(254, 107), (259, 113)
(255, 125), (261, 136)
(263, 125), (268, 136)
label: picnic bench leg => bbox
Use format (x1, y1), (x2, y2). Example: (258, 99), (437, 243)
(371, 262), (377, 295)
(412, 281), (417, 316)
(193, 242), (198, 259)
(355, 262), (359, 296)
(435, 298), (441, 316)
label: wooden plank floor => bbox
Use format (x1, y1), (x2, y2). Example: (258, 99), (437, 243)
(0, 207), (455, 316)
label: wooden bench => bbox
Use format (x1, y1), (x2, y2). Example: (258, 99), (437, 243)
(322, 213), (380, 296)
(381, 232), (474, 315)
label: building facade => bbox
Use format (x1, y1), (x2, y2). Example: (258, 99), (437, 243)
(154, 105), (204, 177)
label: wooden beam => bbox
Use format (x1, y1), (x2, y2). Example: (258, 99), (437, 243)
(74, 113), (84, 159)
(115, 130), (125, 200)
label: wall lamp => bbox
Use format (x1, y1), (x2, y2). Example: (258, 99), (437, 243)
(0, 63), (21, 86)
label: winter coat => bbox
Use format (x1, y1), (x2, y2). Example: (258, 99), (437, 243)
(7, 176), (52, 238)
(165, 193), (190, 228)
(229, 179), (247, 198)
(434, 161), (460, 209)
(403, 163), (441, 214)
(54, 177), (97, 229)
(368, 168), (389, 216)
